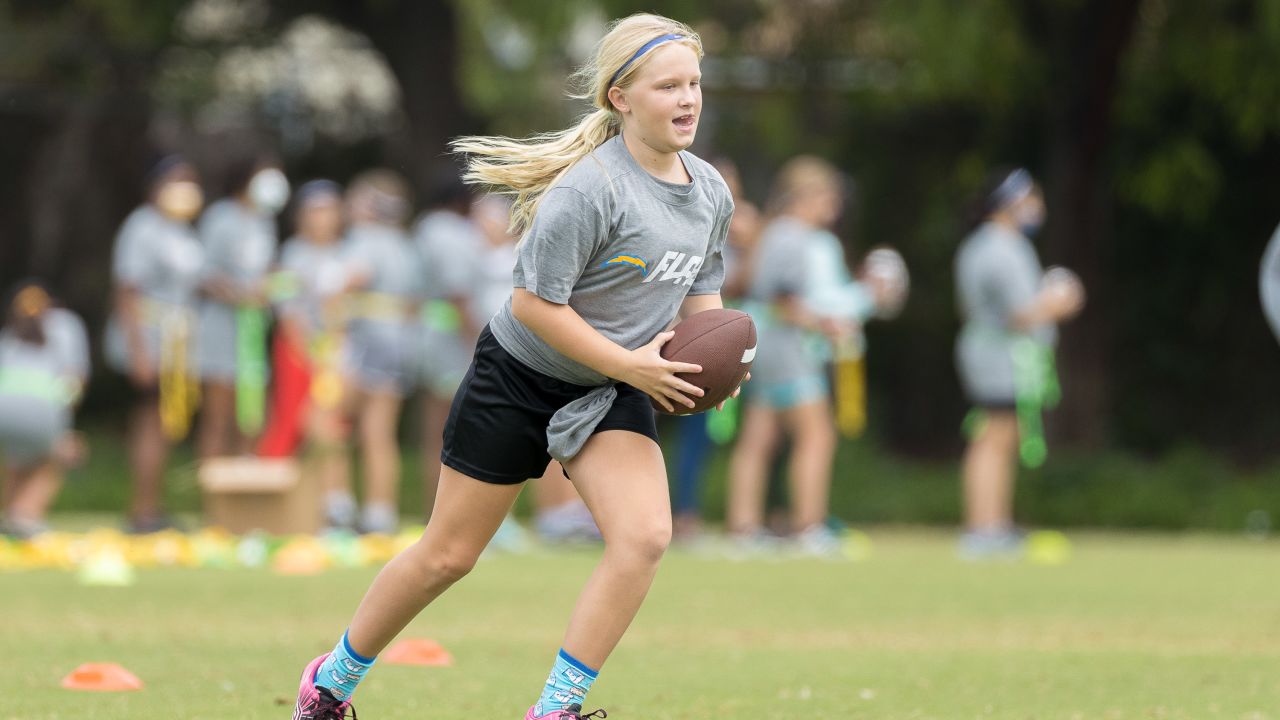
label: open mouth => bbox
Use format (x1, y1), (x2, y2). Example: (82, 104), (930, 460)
(673, 114), (697, 132)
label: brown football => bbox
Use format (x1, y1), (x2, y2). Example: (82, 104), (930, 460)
(653, 308), (757, 415)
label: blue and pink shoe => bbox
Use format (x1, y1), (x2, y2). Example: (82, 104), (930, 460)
(292, 654), (356, 720)
(524, 704), (607, 719)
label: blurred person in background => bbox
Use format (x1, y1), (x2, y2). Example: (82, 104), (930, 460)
(274, 180), (354, 530)
(341, 169), (417, 534)
(954, 168), (1084, 558)
(104, 155), (205, 533)
(195, 153), (289, 460)
(667, 156), (761, 542)
(727, 156), (900, 556)
(0, 282), (89, 538)
(412, 173), (483, 519)
(1260, 221), (1280, 343)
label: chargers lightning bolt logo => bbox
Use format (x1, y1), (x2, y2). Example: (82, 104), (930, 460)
(602, 254), (649, 276)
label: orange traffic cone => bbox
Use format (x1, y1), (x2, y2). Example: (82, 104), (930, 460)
(61, 663), (144, 691)
(382, 638), (454, 666)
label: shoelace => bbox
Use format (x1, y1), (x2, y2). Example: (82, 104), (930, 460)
(304, 696), (357, 720)
(575, 711), (607, 719)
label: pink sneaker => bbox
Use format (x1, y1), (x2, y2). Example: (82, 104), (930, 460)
(292, 654), (356, 719)
(524, 705), (607, 719)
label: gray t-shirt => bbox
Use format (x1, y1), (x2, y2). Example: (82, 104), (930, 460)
(104, 205), (205, 372)
(413, 209), (484, 303)
(0, 309), (90, 397)
(1261, 222), (1280, 342)
(112, 205), (206, 307)
(489, 134), (734, 387)
(343, 223), (418, 377)
(954, 221), (1055, 402)
(747, 217), (873, 386)
(277, 237), (350, 336)
(0, 309), (90, 462)
(344, 222), (419, 300)
(471, 242), (518, 329)
(196, 198), (277, 379)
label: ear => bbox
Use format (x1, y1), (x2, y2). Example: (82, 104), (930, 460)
(607, 86), (631, 115)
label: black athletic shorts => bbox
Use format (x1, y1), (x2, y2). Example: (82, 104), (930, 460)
(441, 326), (658, 485)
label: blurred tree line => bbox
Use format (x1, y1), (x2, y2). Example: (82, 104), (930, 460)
(2, 0), (1279, 460)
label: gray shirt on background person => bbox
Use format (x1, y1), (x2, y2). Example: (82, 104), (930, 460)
(0, 308), (90, 464)
(103, 205), (205, 374)
(746, 217), (832, 391)
(471, 241), (518, 330)
(954, 221), (1055, 405)
(488, 134), (734, 387)
(414, 209), (484, 313)
(276, 237), (350, 339)
(1260, 222), (1280, 342)
(195, 198), (277, 382)
(343, 222), (418, 392)
(412, 208), (485, 395)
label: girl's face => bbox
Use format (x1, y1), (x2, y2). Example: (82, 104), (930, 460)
(298, 200), (344, 244)
(611, 43), (702, 154)
(153, 166), (204, 223)
(789, 184), (842, 229)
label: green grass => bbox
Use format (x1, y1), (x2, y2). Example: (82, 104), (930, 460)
(3, 530), (1279, 719)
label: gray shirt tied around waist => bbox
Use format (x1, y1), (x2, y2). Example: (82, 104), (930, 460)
(954, 221), (1056, 404)
(488, 135), (734, 461)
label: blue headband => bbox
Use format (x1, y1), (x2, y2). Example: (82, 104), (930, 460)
(609, 34), (686, 87)
(295, 179), (342, 207)
(991, 168), (1034, 210)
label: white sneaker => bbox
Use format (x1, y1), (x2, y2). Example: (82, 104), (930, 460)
(791, 524), (845, 558)
(535, 500), (602, 544)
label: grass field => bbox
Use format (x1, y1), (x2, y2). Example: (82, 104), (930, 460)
(3, 529), (1279, 719)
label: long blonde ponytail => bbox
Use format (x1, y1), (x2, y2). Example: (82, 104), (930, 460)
(450, 13), (702, 236)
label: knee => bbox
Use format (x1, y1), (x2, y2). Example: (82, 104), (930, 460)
(609, 517), (672, 566)
(411, 540), (480, 585)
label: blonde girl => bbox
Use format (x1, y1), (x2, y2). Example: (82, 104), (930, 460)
(290, 14), (736, 720)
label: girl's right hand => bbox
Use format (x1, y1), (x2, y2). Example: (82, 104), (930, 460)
(619, 331), (705, 413)
(1042, 268), (1086, 320)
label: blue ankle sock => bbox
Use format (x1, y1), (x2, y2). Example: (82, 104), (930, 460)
(534, 648), (598, 716)
(315, 630), (376, 701)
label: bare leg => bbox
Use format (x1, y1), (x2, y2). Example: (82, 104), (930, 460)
(783, 398), (838, 531)
(726, 405), (781, 533)
(344, 466), (521, 655)
(308, 401), (353, 519)
(197, 380), (235, 460)
(0, 464), (16, 509)
(128, 397), (169, 523)
(962, 411), (1020, 530)
(358, 390), (402, 510)
(420, 394), (452, 520)
(559, 431), (672, 670)
(7, 462), (61, 523)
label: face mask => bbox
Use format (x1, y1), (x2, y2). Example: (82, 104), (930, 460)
(248, 168), (290, 214)
(156, 181), (204, 222)
(1015, 201), (1045, 238)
